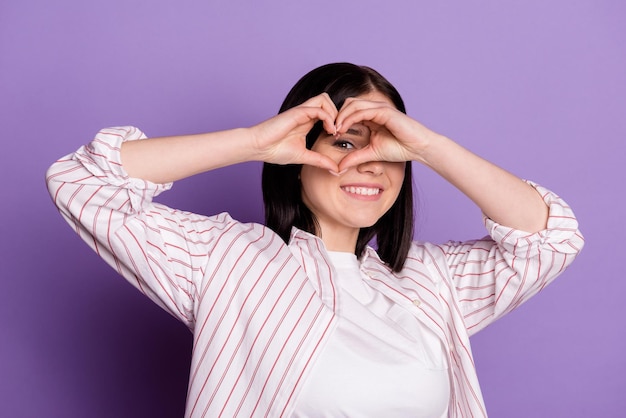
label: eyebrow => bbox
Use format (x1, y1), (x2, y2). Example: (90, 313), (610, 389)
(345, 125), (366, 137)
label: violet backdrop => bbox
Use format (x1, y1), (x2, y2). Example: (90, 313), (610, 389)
(1, 1), (624, 416)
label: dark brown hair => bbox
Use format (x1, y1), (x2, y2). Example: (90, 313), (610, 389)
(262, 63), (414, 272)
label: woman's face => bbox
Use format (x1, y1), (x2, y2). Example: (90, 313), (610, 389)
(299, 90), (405, 252)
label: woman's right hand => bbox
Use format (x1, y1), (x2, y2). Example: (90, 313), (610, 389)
(249, 93), (340, 172)
(120, 93), (340, 183)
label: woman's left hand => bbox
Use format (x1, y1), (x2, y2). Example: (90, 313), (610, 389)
(333, 97), (442, 171)
(334, 96), (549, 232)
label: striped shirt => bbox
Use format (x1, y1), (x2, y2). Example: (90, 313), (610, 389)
(46, 126), (584, 417)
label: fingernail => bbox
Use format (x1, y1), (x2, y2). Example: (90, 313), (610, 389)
(328, 170), (340, 176)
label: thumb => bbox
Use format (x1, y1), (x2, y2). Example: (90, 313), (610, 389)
(300, 149), (339, 172)
(337, 148), (378, 172)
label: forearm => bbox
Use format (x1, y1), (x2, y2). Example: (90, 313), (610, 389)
(419, 135), (549, 233)
(120, 127), (258, 183)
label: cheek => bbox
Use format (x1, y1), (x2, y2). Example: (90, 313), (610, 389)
(300, 165), (315, 186)
(299, 166), (326, 200)
(387, 162), (406, 187)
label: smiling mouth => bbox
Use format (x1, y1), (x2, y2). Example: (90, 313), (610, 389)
(341, 186), (382, 196)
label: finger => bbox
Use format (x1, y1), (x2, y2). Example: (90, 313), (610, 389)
(336, 97), (368, 125)
(299, 149), (339, 172)
(337, 96), (380, 112)
(303, 92), (338, 116)
(301, 93), (338, 133)
(336, 105), (393, 134)
(336, 147), (380, 172)
(321, 93), (340, 133)
(319, 92), (339, 115)
(293, 106), (337, 134)
(337, 95), (390, 113)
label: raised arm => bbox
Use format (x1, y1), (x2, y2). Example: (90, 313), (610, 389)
(45, 93), (341, 326)
(332, 96), (583, 334)
(334, 97), (548, 233)
(411, 135), (548, 233)
(120, 93), (340, 183)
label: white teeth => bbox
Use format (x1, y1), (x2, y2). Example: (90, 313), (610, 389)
(343, 186), (381, 196)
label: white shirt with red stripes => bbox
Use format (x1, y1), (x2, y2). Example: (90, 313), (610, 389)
(46, 126), (584, 417)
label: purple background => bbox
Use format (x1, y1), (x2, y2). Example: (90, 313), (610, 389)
(1, 1), (624, 416)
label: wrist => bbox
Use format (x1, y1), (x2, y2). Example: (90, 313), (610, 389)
(411, 133), (451, 167)
(244, 125), (274, 163)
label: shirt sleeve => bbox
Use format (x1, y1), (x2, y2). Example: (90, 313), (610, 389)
(46, 126), (234, 328)
(432, 182), (584, 335)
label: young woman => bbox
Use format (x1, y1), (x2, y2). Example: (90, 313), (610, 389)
(46, 63), (583, 417)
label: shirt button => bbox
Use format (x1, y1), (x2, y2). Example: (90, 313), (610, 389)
(412, 299), (421, 307)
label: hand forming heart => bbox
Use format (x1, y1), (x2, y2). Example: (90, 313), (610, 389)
(250, 92), (442, 173)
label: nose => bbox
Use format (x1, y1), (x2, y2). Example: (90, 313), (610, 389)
(356, 160), (384, 176)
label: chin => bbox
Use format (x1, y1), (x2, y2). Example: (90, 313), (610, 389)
(352, 217), (381, 229)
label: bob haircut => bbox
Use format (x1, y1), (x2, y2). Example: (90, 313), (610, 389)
(262, 62), (414, 272)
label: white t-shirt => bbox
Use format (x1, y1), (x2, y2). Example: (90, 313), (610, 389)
(293, 251), (450, 417)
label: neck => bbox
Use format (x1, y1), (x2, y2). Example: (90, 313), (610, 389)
(317, 226), (359, 253)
